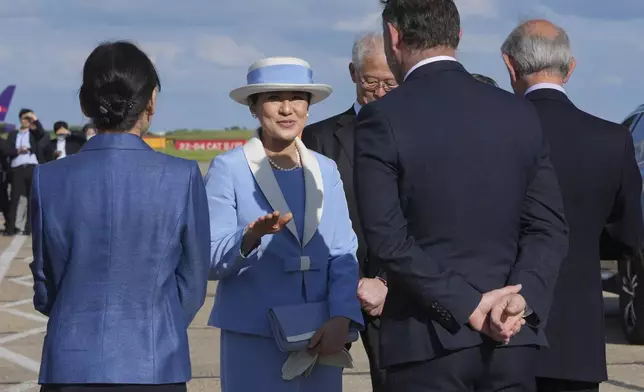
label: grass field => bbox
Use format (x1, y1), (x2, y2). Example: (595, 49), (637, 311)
(161, 130), (254, 140)
(160, 146), (220, 162)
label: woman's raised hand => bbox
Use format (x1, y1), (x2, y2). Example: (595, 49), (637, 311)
(241, 211), (292, 256)
(247, 211), (293, 238)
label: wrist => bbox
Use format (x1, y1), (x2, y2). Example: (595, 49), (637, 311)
(243, 225), (263, 242)
(331, 316), (350, 326)
(241, 229), (261, 256)
(375, 276), (387, 287)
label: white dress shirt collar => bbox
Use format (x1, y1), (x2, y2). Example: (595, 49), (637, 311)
(524, 83), (566, 96)
(353, 101), (362, 116)
(403, 56), (458, 82)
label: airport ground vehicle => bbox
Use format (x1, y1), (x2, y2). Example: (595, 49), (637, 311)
(602, 104), (644, 344)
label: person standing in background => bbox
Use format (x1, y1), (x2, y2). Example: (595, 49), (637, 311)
(302, 31), (395, 392)
(501, 19), (644, 392)
(4, 108), (45, 236)
(43, 121), (86, 161)
(0, 137), (11, 230)
(82, 123), (97, 140)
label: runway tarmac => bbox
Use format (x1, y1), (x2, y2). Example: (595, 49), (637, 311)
(1, 165), (644, 391)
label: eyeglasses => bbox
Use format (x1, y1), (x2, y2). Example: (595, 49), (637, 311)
(360, 77), (398, 92)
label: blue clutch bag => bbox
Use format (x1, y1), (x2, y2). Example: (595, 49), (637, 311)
(268, 301), (360, 352)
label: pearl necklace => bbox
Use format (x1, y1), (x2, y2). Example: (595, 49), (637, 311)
(267, 149), (301, 171)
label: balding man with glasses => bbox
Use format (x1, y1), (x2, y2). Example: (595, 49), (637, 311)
(302, 31), (396, 392)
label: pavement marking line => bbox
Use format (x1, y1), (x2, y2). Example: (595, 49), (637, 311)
(0, 346), (39, 373)
(7, 277), (33, 288)
(0, 308), (48, 323)
(5, 380), (39, 392)
(0, 326), (46, 344)
(0, 236), (27, 291)
(0, 298), (32, 310)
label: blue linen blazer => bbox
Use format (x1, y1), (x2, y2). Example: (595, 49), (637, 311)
(29, 133), (210, 384)
(205, 132), (364, 337)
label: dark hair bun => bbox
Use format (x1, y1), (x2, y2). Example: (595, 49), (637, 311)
(79, 41), (161, 132)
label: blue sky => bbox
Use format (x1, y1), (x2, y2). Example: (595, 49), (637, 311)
(0, 0), (642, 132)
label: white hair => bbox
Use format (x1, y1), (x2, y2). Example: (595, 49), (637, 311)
(351, 32), (385, 70)
(500, 21), (572, 79)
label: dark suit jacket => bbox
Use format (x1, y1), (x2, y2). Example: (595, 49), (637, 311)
(43, 134), (86, 162)
(30, 133), (210, 383)
(0, 138), (12, 178)
(302, 106), (382, 279)
(5, 120), (47, 164)
(353, 60), (569, 368)
(527, 88), (643, 382)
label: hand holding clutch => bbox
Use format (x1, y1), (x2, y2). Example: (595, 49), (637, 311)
(308, 316), (350, 356)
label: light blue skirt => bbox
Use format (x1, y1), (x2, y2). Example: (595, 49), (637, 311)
(220, 330), (343, 392)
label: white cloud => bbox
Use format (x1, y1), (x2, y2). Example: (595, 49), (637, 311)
(455, 0), (501, 18)
(329, 56), (351, 69)
(196, 35), (264, 68)
(140, 41), (183, 64)
(600, 75), (624, 86)
(0, 16), (42, 26)
(459, 33), (504, 54)
(334, 0), (501, 28)
(333, 12), (381, 33)
(529, 4), (644, 50)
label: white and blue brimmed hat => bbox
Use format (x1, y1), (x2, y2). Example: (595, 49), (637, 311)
(230, 57), (332, 106)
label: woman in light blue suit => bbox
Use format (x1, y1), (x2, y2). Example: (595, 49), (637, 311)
(205, 57), (364, 391)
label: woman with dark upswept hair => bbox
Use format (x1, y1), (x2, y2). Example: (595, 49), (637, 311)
(30, 41), (210, 392)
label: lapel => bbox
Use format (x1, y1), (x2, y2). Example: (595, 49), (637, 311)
(334, 107), (357, 166)
(243, 131), (324, 247)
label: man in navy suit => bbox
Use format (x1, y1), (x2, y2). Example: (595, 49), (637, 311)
(302, 32), (395, 392)
(354, 0), (569, 390)
(501, 20), (644, 392)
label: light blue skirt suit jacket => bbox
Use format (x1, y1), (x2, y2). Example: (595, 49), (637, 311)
(204, 132), (364, 391)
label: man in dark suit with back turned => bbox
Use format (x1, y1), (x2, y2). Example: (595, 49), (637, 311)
(354, 1), (569, 390)
(501, 20), (644, 392)
(302, 31), (395, 392)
